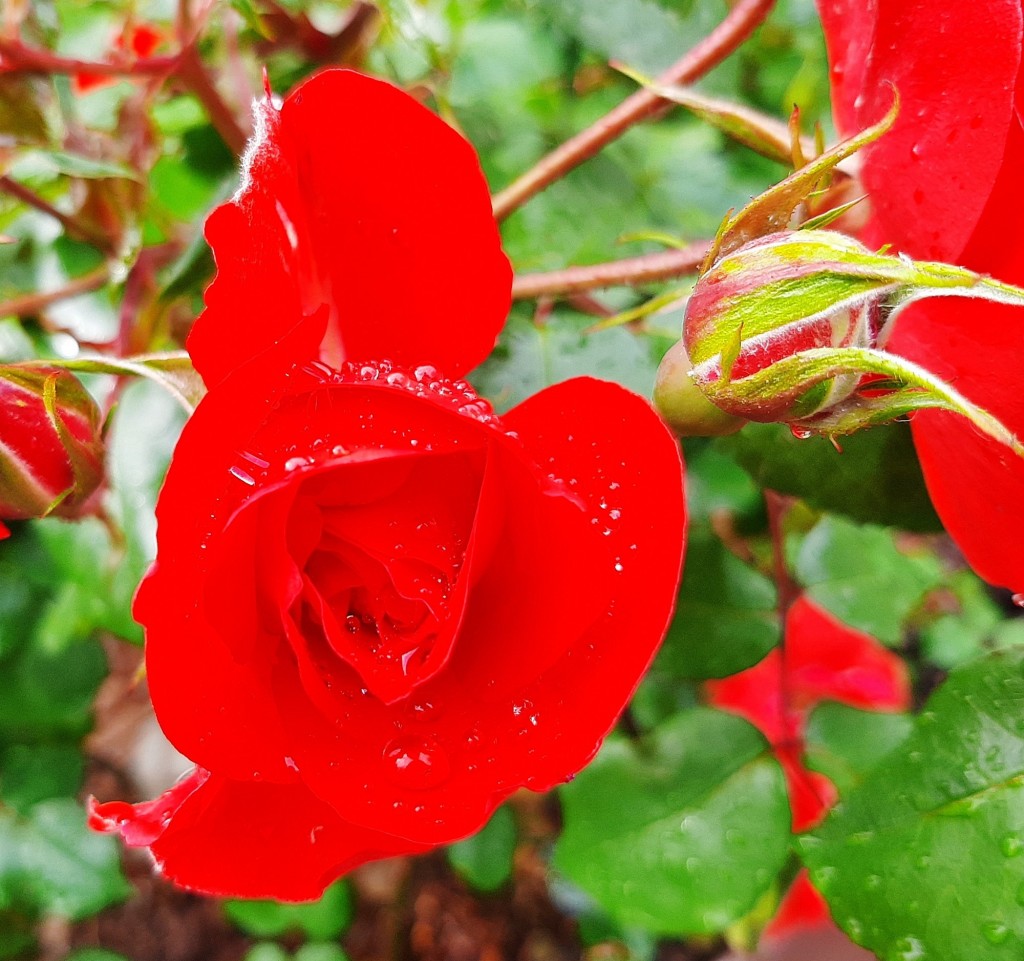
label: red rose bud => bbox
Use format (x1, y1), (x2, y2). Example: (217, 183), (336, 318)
(656, 229), (1024, 452)
(0, 365), (104, 523)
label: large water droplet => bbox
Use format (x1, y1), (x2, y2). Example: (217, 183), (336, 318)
(981, 921), (1010, 945)
(383, 736), (450, 790)
(1001, 834), (1023, 858)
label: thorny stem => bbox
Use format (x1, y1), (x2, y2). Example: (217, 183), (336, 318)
(0, 38), (180, 77)
(0, 30), (248, 156)
(764, 489), (830, 817)
(0, 266), (111, 320)
(511, 242), (708, 300)
(0, 176), (112, 250)
(175, 45), (249, 155)
(491, 0), (778, 221)
(765, 489), (797, 749)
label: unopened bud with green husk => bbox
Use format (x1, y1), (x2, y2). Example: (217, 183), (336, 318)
(0, 365), (105, 534)
(655, 229), (1024, 454)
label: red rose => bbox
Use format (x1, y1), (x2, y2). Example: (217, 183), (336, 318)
(817, 0), (1024, 591)
(89, 69), (687, 900)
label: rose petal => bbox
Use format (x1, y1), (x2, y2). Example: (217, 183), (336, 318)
(708, 597), (910, 733)
(470, 377), (688, 791)
(888, 296), (1024, 591)
(765, 871), (833, 938)
(818, 0), (1023, 261)
(271, 378), (686, 844)
(138, 357), (512, 786)
(92, 769), (428, 901)
(188, 69), (511, 388)
(708, 598), (909, 831)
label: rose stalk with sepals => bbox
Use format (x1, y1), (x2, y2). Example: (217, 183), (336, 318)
(654, 99), (1024, 456)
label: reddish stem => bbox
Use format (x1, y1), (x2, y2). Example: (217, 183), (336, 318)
(511, 242), (708, 300)
(0, 38), (180, 77)
(0, 266), (111, 320)
(0, 176), (112, 250)
(491, 0), (778, 221)
(764, 489), (801, 763)
(174, 45), (249, 155)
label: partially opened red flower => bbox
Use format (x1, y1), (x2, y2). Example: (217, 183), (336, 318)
(817, 0), (1024, 591)
(707, 596), (910, 933)
(89, 69), (687, 900)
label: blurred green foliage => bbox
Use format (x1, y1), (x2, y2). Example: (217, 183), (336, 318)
(0, 1), (1021, 960)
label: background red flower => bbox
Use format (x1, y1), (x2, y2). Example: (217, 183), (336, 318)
(817, 0), (1024, 591)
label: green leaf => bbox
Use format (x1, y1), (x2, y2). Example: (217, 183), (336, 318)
(25, 150), (140, 182)
(471, 309), (665, 413)
(803, 703), (913, 797)
(448, 805), (517, 892)
(554, 708), (790, 936)
(656, 532), (778, 680)
(0, 799), (130, 921)
(920, 571), (1021, 670)
(718, 421), (941, 533)
(0, 530), (107, 741)
(224, 881), (353, 940)
(792, 515), (942, 644)
(682, 440), (763, 530)
(538, 0), (730, 76)
(0, 743), (83, 812)
(800, 649), (1024, 961)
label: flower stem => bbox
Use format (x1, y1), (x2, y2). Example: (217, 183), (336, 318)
(490, 0), (778, 221)
(0, 176), (112, 251)
(511, 242), (708, 300)
(0, 266), (111, 320)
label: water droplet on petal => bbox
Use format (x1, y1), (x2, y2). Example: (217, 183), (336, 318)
(383, 736), (450, 790)
(229, 465), (256, 486)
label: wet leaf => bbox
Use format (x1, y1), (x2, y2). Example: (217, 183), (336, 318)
(26, 150), (140, 182)
(803, 703), (913, 797)
(0, 799), (130, 921)
(718, 421), (941, 532)
(448, 805), (517, 892)
(555, 708), (789, 935)
(657, 532), (778, 680)
(792, 515), (942, 644)
(800, 649), (1024, 960)
(471, 309), (667, 413)
(224, 881), (353, 940)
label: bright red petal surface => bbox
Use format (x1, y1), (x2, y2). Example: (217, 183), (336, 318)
(188, 69), (511, 388)
(91, 769), (428, 901)
(272, 378), (686, 844)
(819, 0), (1024, 591)
(765, 871), (832, 939)
(886, 115), (1024, 591)
(135, 356), (685, 865)
(817, 0), (1023, 262)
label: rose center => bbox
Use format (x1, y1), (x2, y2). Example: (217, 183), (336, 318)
(289, 447), (486, 704)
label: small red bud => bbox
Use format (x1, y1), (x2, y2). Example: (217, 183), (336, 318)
(0, 365), (105, 524)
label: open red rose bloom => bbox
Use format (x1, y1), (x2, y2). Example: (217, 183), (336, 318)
(817, 0), (1024, 591)
(88, 70), (686, 900)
